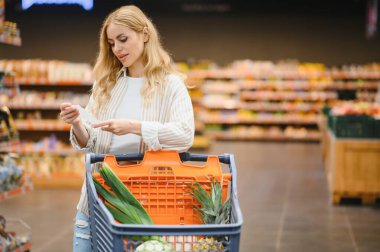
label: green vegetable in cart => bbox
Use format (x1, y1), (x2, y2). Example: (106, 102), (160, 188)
(188, 179), (232, 252)
(188, 179), (231, 225)
(93, 163), (153, 225)
(135, 240), (174, 252)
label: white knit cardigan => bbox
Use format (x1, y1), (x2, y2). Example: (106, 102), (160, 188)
(70, 72), (195, 215)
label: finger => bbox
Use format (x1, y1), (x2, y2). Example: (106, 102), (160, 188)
(92, 121), (111, 128)
(61, 111), (79, 121)
(61, 107), (77, 115)
(65, 113), (80, 122)
(60, 102), (72, 110)
(100, 126), (112, 132)
(61, 110), (78, 118)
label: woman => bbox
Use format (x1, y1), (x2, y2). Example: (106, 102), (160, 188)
(59, 5), (194, 251)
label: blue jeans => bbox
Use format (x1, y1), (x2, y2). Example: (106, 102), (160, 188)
(73, 211), (91, 252)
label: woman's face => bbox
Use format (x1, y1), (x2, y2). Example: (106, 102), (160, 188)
(106, 22), (147, 70)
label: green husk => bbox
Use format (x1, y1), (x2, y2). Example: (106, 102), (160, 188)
(93, 178), (142, 223)
(98, 163), (153, 225)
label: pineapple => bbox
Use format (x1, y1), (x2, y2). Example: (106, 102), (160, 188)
(188, 179), (231, 252)
(193, 237), (225, 252)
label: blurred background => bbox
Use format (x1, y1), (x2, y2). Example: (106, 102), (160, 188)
(1, 0), (380, 252)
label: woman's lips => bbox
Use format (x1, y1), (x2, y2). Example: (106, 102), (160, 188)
(118, 54), (128, 61)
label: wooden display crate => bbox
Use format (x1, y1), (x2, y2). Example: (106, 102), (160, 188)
(326, 130), (380, 204)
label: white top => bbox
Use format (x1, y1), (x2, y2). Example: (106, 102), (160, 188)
(108, 76), (144, 154)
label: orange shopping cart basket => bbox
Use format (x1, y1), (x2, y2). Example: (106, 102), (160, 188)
(86, 150), (243, 252)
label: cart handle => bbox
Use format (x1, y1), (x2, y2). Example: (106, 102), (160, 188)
(89, 152), (231, 164)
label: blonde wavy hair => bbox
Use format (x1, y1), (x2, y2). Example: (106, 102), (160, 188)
(91, 5), (182, 115)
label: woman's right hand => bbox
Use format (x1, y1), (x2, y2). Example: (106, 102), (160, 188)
(60, 103), (81, 125)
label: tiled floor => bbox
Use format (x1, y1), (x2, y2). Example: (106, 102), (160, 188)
(1, 142), (380, 252)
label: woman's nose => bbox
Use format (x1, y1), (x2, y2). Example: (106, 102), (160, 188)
(114, 42), (122, 52)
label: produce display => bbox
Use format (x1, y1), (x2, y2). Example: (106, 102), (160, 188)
(326, 101), (380, 138)
(330, 101), (380, 117)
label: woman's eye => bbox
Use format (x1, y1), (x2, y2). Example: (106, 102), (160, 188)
(108, 42), (115, 47)
(119, 37), (128, 43)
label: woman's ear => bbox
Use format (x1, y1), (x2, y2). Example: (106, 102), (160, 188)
(143, 27), (149, 42)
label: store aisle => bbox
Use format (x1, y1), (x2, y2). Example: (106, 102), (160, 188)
(1, 142), (380, 252)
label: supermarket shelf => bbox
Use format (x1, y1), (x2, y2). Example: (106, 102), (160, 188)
(0, 180), (33, 202)
(213, 134), (321, 142)
(14, 120), (70, 131)
(326, 82), (379, 90)
(241, 91), (337, 102)
(241, 81), (330, 91)
(241, 104), (321, 113)
(1, 241), (32, 252)
(191, 136), (210, 149)
(188, 69), (380, 80)
(202, 117), (319, 125)
(0, 35), (21, 46)
(31, 173), (83, 189)
(0, 141), (21, 153)
(17, 80), (92, 86)
(195, 121), (205, 131)
(240, 81), (379, 91)
(2, 148), (79, 156)
(6, 103), (87, 110)
(203, 102), (322, 112)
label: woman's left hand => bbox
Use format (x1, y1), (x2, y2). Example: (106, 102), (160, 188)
(92, 119), (141, 135)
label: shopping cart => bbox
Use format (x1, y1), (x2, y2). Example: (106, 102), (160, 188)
(0, 217), (32, 252)
(86, 150), (243, 252)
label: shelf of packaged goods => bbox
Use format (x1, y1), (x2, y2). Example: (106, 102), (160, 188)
(6, 103), (87, 110)
(326, 82), (379, 90)
(14, 120), (70, 131)
(202, 116), (319, 125)
(194, 121), (205, 132)
(186, 78), (204, 86)
(241, 91), (337, 102)
(330, 72), (380, 80)
(16, 80), (92, 86)
(3, 148), (78, 156)
(188, 69), (380, 81)
(31, 172), (83, 189)
(356, 92), (377, 101)
(240, 81), (379, 91)
(0, 180), (33, 202)
(241, 103), (322, 113)
(0, 35), (21, 46)
(203, 102), (323, 112)
(202, 85), (240, 94)
(0, 241), (32, 252)
(0, 141), (21, 153)
(211, 133), (321, 142)
(191, 136), (210, 149)
(240, 80), (330, 91)
(195, 70), (327, 80)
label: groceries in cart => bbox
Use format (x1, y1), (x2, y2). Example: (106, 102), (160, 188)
(87, 150), (242, 252)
